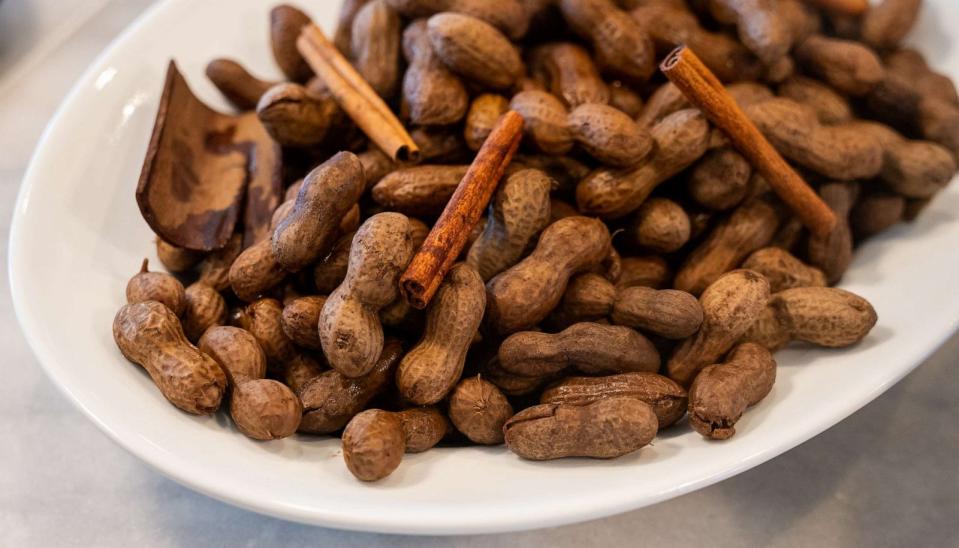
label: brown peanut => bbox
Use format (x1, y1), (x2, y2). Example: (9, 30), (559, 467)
(688, 342), (776, 440)
(280, 295), (327, 350)
(298, 338), (403, 433)
(706, 0), (791, 65)
(608, 83), (644, 117)
(197, 233), (242, 292)
(155, 239), (204, 273)
(280, 352), (326, 394)
(401, 19), (469, 125)
(182, 282), (227, 342)
(628, 198), (690, 253)
(113, 301), (227, 414)
(273, 152), (366, 272)
(741, 247), (826, 292)
(256, 83), (342, 148)
(504, 397), (658, 460)
(233, 298), (296, 368)
(342, 407), (448, 481)
(795, 35), (884, 96)
(372, 165), (469, 217)
(126, 259), (186, 317)
(486, 216), (610, 335)
(228, 238), (286, 302)
(466, 169), (552, 281)
(545, 273), (617, 329)
(577, 109), (710, 218)
(806, 182), (857, 284)
(464, 94), (509, 151)
(667, 269), (770, 386)
(541, 372), (688, 428)
(312, 231), (355, 294)
(426, 13), (523, 90)
(205, 58), (276, 111)
(351, 0), (401, 98)
(611, 287), (703, 339)
(675, 199), (780, 296)
(742, 287), (877, 351)
(687, 148), (753, 211)
(631, 2), (761, 82)
(618, 256), (671, 290)
(851, 191), (906, 239)
(509, 91), (653, 167)
(386, 0), (529, 39)
(777, 76), (852, 125)
(397, 263), (486, 404)
(199, 327), (300, 440)
(334, 0), (372, 54)
(500, 322), (660, 377)
(320, 213), (413, 378)
(848, 121), (957, 199)
(270, 5), (312, 82)
(448, 376), (513, 445)
(528, 43), (610, 107)
(558, 0), (655, 82)
(861, 0), (921, 52)
(745, 98), (883, 181)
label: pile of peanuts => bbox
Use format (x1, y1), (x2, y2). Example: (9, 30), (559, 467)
(114, 0), (955, 481)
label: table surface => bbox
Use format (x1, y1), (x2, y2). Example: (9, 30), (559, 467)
(1, 1), (957, 546)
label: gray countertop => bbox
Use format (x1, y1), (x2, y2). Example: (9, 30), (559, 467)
(1, 1), (957, 546)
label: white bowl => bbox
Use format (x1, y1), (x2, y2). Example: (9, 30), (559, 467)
(10, 0), (959, 535)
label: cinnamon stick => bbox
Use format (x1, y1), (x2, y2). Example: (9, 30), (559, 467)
(803, 0), (868, 16)
(661, 46), (837, 237)
(400, 111), (524, 309)
(296, 24), (419, 163)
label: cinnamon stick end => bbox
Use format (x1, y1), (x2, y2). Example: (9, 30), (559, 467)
(400, 278), (429, 310)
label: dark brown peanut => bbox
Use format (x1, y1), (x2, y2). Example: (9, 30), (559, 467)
(486, 217), (610, 335)
(742, 247), (826, 292)
(558, 0), (655, 82)
(448, 376), (513, 445)
(466, 169), (552, 281)
(861, 0), (921, 52)
(499, 322), (660, 376)
(618, 256), (671, 290)
(386, 0), (529, 39)
(228, 238), (286, 302)
(199, 326), (300, 440)
(629, 198), (690, 253)
(280, 296), (327, 350)
(270, 5), (312, 82)
(427, 13), (523, 90)
(402, 19), (469, 125)
(342, 409), (405, 481)
(541, 372), (688, 428)
(849, 121), (957, 199)
(545, 273), (616, 329)
(397, 407), (449, 453)
(688, 343), (776, 440)
(675, 199), (780, 296)
(529, 42), (610, 107)
(504, 398), (658, 460)
(464, 94), (509, 151)
(668, 270), (770, 386)
(256, 83), (342, 148)
(205, 58), (276, 111)
(577, 109), (710, 218)
(298, 339), (402, 433)
(777, 76), (852, 125)
(351, 0), (401, 98)
(397, 264), (486, 404)
(687, 148), (753, 211)
(320, 213), (413, 378)
(611, 287), (703, 339)
(372, 165), (470, 217)
(851, 191), (906, 239)
(806, 182), (857, 284)
(794, 35), (884, 96)
(197, 233), (242, 292)
(272, 152), (366, 272)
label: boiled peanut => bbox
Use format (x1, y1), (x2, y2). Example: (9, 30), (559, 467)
(280, 295), (327, 350)
(386, 0), (529, 39)
(741, 247), (826, 292)
(541, 372), (688, 428)
(706, 0), (791, 64)
(504, 397), (658, 460)
(397, 263), (486, 404)
(485, 216), (610, 335)
(448, 376), (513, 445)
(320, 213), (413, 378)
(426, 13), (523, 90)
(126, 259), (186, 317)
(851, 191), (905, 238)
(794, 35), (884, 96)
(342, 406), (448, 481)
(351, 0), (401, 98)
(464, 94), (509, 151)
(156, 239), (203, 273)
(777, 76), (852, 125)
(182, 282), (227, 342)
(558, 0), (655, 82)
(668, 269), (770, 386)
(205, 58), (276, 111)
(628, 198), (690, 254)
(113, 301), (226, 414)
(528, 42), (609, 107)
(806, 182), (858, 284)
(401, 19), (469, 125)
(611, 287), (703, 339)
(687, 148), (753, 211)
(270, 4), (312, 82)
(688, 342), (776, 440)
(372, 165), (469, 217)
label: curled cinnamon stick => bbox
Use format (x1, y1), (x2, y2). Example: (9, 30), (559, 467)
(296, 24), (419, 162)
(661, 46), (836, 237)
(400, 111), (524, 309)
(803, 0), (868, 16)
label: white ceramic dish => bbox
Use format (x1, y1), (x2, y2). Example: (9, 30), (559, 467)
(10, 0), (959, 535)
